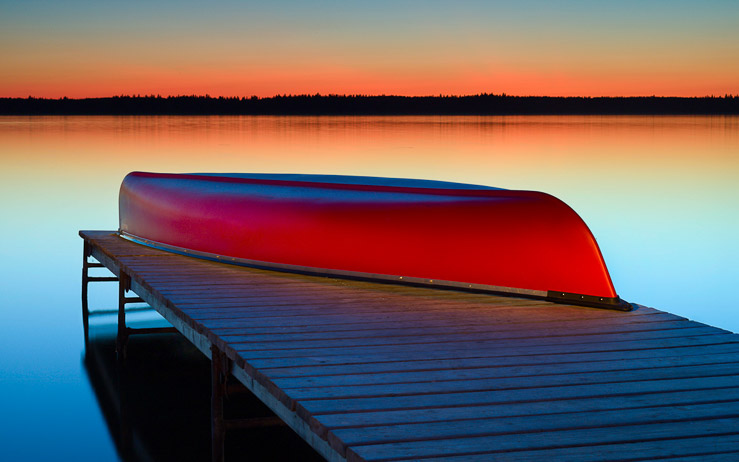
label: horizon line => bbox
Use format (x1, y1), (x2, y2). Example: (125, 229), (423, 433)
(4, 93), (738, 100)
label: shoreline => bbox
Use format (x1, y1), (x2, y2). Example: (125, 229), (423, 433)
(2, 94), (738, 115)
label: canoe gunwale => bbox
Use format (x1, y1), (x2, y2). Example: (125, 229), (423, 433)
(118, 231), (633, 311)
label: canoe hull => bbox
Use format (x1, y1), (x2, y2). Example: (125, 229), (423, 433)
(119, 172), (631, 310)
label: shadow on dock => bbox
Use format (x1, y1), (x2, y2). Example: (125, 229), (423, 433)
(82, 311), (323, 461)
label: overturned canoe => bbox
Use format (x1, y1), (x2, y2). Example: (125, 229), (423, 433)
(119, 172), (632, 310)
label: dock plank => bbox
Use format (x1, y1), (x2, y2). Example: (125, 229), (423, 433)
(417, 435), (739, 462)
(274, 352), (739, 389)
(215, 316), (696, 341)
(229, 327), (723, 354)
(244, 335), (739, 370)
(346, 418), (739, 461)
(259, 343), (739, 379)
(283, 363), (739, 402)
(298, 375), (739, 415)
(331, 401), (739, 448)
(317, 386), (739, 428)
(79, 230), (739, 461)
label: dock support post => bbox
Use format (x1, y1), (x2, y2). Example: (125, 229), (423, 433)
(116, 272), (131, 361)
(82, 240), (119, 347)
(211, 344), (230, 462)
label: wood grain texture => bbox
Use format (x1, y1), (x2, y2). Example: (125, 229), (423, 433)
(80, 230), (739, 461)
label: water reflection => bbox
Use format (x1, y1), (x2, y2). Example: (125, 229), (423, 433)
(83, 309), (323, 461)
(0, 115), (736, 460)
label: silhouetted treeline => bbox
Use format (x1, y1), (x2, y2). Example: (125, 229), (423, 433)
(2, 94), (738, 115)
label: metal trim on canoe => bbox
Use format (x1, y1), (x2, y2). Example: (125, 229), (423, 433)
(118, 231), (634, 311)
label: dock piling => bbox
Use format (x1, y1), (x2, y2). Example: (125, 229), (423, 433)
(116, 272), (131, 361)
(81, 240), (118, 345)
(211, 345), (231, 462)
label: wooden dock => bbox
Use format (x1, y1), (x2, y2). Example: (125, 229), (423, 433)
(80, 230), (739, 461)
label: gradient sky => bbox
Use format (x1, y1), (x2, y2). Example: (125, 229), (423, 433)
(1, 0), (738, 98)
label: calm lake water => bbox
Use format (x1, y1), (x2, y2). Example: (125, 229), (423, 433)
(1, 115), (737, 460)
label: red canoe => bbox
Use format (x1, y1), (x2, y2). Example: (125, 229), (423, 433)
(119, 172), (632, 310)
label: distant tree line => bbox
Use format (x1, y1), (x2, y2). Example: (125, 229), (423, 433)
(1, 94), (738, 115)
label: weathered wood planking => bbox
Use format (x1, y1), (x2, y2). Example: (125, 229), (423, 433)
(80, 231), (739, 461)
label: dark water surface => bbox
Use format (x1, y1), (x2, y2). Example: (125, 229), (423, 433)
(1, 115), (737, 460)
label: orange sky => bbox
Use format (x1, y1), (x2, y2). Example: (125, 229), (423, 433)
(1, 1), (738, 98)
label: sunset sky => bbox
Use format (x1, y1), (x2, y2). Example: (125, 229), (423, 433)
(1, 0), (738, 98)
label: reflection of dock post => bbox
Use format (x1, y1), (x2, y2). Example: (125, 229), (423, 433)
(211, 345), (230, 462)
(116, 272), (131, 361)
(116, 343), (134, 458)
(115, 272), (149, 361)
(82, 240), (118, 347)
(82, 241), (91, 346)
